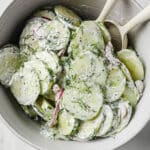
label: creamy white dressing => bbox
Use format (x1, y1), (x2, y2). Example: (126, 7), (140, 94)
(0, 5), (144, 142)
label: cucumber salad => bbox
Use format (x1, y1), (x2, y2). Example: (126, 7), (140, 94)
(0, 5), (144, 141)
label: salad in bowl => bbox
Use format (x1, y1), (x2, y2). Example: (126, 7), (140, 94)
(0, 5), (144, 142)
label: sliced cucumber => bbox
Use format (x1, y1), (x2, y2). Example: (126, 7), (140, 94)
(104, 47), (133, 83)
(54, 5), (82, 29)
(43, 84), (55, 101)
(120, 62), (133, 82)
(96, 105), (113, 136)
(34, 8), (56, 20)
(114, 101), (132, 133)
(31, 51), (61, 74)
(122, 81), (140, 107)
(109, 57), (134, 83)
(98, 22), (111, 44)
(20, 17), (48, 38)
(74, 110), (104, 141)
(105, 66), (126, 102)
(20, 17), (49, 56)
(21, 105), (38, 119)
(121, 63), (141, 105)
(68, 21), (105, 57)
(24, 59), (52, 95)
(104, 102), (122, 137)
(58, 110), (79, 136)
(42, 20), (70, 51)
(10, 66), (40, 105)
(105, 101), (132, 136)
(20, 18), (70, 55)
(0, 45), (22, 86)
(120, 62), (140, 107)
(62, 84), (103, 121)
(33, 97), (54, 121)
(117, 49), (144, 80)
(67, 52), (107, 87)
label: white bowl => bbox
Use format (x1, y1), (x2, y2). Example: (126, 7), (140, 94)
(0, 0), (150, 150)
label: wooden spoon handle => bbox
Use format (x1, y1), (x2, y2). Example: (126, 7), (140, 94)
(122, 5), (150, 34)
(96, 0), (118, 22)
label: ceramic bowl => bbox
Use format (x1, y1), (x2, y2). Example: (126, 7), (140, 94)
(0, 0), (150, 150)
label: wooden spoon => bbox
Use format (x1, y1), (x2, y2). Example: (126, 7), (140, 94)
(96, 0), (118, 22)
(104, 5), (150, 51)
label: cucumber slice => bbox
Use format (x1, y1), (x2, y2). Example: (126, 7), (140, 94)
(121, 63), (141, 105)
(54, 5), (82, 29)
(122, 81), (140, 107)
(107, 54), (133, 83)
(34, 8), (56, 20)
(42, 20), (70, 51)
(117, 49), (144, 80)
(104, 102), (122, 137)
(104, 46), (133, 83)
(43, 82), (55, 101)
(105, 101), (132, 136)
(114, 101), (132, 133)
(21, 105), (38, 119)
(24, 59), (52, 95)
(68, 21), (105, 57)
(120, 62), (140, 107)
(105, 66), (126, 102)
(20, 17), (49, 56)
(67, 52), (107, 87)
(120, 62), (133, 82)
(33, 97), (54, 121)
(20, 18), (70, 55)
(58, 110), (79, 136)
(62, 84), (103, 121)
(10, 66), (40, 105)
(20, 17), (47, 38)
(97, 105), (113, 136)
(74, 110), (104, 141)
(31, 51), (61, 74)
(0, 45), (21, 86)
(98, 23), (111, 44)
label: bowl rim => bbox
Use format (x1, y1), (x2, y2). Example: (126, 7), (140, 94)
(0, 1), (149, 150)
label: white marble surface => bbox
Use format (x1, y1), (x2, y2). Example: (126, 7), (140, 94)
(0, 0), (150, 150)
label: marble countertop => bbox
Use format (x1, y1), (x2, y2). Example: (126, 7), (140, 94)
(0, 0), (150, 150)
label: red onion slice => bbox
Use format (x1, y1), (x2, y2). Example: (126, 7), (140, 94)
(47, 89), (64, 127)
